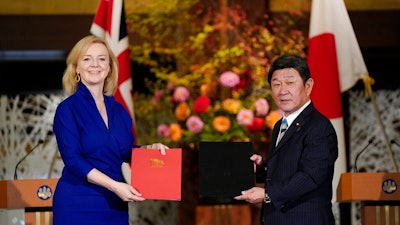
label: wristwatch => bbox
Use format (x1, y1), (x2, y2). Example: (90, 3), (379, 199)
(264, 192), (271, 203)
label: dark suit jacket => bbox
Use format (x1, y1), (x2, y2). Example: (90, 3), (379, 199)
(260, 103), (338, 225)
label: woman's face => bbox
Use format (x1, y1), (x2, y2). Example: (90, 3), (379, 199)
(76, 43), (110, 87)
(270, 68), (313, 116)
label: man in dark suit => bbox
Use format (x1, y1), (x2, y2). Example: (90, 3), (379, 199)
(235, 55), (338, 225)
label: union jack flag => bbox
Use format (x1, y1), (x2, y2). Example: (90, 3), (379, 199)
(90, 0), (137, 137)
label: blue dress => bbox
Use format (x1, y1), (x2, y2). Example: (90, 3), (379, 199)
(52, 84), (136, 225)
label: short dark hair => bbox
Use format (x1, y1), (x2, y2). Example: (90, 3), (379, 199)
(267, 55), (311, 84)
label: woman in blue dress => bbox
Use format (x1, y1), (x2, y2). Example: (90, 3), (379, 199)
(52, 35), (168, 225)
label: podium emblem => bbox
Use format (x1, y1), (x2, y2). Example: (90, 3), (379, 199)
(37, 185), (53, 200)
(382, 179), (397, 194)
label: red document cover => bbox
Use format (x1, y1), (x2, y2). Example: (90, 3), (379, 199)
(130, 148), (182, 201)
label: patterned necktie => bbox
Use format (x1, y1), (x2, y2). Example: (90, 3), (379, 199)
(276, 118), (288, 146)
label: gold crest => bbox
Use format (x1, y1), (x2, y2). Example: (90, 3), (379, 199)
(37, 185), (52, 200)
(150, 158), (165, 168)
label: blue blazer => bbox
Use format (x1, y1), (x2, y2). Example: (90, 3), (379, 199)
(261, 103), (338, 225)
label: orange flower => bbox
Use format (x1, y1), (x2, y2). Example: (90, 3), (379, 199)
(200, 82), (218, 97)
(175, 102), (191, 121)
(222, 98), (241, 114)
(212, 116), (231, 132)
(200, 84), (210, 96)
(266, 110), (283, 129)
(169, 123), (183, 143)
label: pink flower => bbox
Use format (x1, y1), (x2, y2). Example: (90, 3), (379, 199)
(186, 116), (204, 133)
(255, 98), (269, 116)
(236, 109), (254, 126)
(157, 124), (171, 138)
(167, 82), (175, 91)
(152, 90), (165, 107)
(151, 96), (159, 107)
(219, 71), (240, 88)
(173, 86), (190, 102)
(154, 90), (165, 99)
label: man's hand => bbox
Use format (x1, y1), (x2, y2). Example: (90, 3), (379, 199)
(250, 154), (264, 172)
(234, 187), (265, 204)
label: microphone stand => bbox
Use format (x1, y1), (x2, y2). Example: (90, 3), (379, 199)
(14, 139), (44, 180)
(353, 138), (374, 173)
(391, 140), (400, 148)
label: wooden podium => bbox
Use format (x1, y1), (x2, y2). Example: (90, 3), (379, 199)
(0, 179), (58, 225)
(337, 172), (400, 225)
(196, 204), (253, 225)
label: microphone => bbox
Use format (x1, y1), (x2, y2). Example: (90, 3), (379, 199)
(353, 137), (374, 172)
(14, 139), (44, 180)
(391, 139), (400, 148)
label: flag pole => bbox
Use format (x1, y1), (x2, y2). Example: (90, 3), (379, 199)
(364, 75), (399, 172)
(90, 0), (137, 143)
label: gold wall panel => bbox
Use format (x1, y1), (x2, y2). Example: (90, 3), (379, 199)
(0, 0), (99, 15)
(0, 0), (169, 15)
(270, 0), (400, 12)
(1, 0), (400, 15)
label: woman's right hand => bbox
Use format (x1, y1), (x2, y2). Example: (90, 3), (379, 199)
(87, 168), (145, 202)
(112, 181), (145, 202)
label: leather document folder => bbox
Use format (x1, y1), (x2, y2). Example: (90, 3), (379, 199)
(199, 141), (255, 204)
(130, 148), (182, 201)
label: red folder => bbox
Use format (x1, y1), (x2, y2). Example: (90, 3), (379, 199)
(130, 148), (182, 201)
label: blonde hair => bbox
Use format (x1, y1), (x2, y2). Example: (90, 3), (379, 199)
(62, 35), (119, 96)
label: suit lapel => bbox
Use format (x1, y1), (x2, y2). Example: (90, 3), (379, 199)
(269, 103), (315, 156)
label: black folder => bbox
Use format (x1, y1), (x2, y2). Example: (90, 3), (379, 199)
(198, 141), (255, 204)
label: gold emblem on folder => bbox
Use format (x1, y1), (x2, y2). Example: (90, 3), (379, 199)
(150, 158), (165, 168)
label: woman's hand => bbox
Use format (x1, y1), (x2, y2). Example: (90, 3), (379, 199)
(87, 168), (145, 202)
(112, 181), (145, 202)
(144, 143), (169, 155)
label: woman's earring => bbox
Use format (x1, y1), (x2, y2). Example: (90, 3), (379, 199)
(75, 73), (81, 82)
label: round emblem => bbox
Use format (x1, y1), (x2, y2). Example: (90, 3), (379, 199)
(382, 179), (397, 194)
(37, 185), (53, 200)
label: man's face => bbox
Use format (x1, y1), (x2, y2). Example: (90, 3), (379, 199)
(270, 68), (313, 116)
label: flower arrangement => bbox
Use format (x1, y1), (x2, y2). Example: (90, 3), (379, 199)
(153, 71), (276, 145)
(127, 0), (306, 148)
